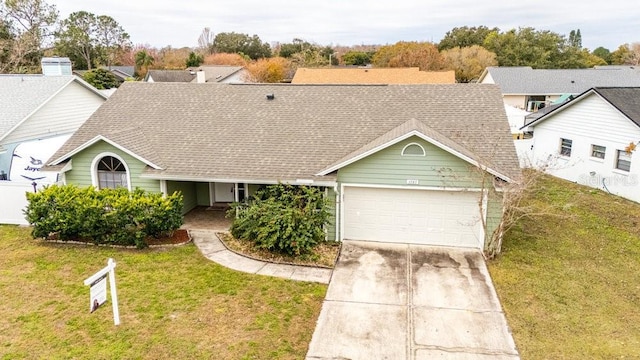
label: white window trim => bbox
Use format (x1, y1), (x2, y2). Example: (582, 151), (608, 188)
(90, 152), (132, 191)
(590, 144), (606, 160)
(615, 149), (632, 172)
(401, 142), (426, 156)
(559, 138), (572, 158)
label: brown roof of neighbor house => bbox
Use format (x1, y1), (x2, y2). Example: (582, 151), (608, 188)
(48, 83), (519, 183)
(291, 67), (456, 84)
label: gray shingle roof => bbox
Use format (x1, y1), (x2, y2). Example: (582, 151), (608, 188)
(48, 83), (520, 183)
(187, 66), (244, 82)
(108, 66), (135, 77)
(483, 66), (640, 95)
(593, 87), (640, 128)
(0, 75), (75, 138)
(146, 70), (196, 82)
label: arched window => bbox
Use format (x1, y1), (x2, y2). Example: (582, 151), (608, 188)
(96, 155), (128, 189)
(401, 142), (426, 156)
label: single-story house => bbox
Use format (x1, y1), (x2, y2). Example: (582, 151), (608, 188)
(145, 66), (247, 83)
(0, 74), (108, 224)
(45, 82), (520, 251)
(525, 87), (640, 203)
(478, 66), (640, 111)
(74, 66), (135, 84)
(291, 67), (456, 84)
(104, 66), (135, 81)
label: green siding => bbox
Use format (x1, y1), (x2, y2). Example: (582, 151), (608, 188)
(167, 181), (198, 214)
(325, 187), (336, 241)
(195, 182), (210, 206)
(64, 141), (160, 193)
(485, 190), (504, 247)
(337, 136), (484, 188)
(337, 136), (505, 251)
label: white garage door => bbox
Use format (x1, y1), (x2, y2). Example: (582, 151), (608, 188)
(343, 187), (484, 248)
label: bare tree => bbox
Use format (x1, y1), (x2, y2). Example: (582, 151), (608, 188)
(197, 27), (214, 54)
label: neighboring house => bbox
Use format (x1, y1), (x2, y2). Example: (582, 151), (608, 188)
(105, 66), (135, 81)
(189, 65), (247, 83)
(74, 66), (135, 84)
(526, 87), (640, 203)
(144, 70), (196, 83)
(144, 66), (247, 83)
(45, 82), (519, 251)
(478, 66), (640, 110)
(291, 67), (456, 84)
(0, 74), (108, 224)
(504, 104), (531, 138)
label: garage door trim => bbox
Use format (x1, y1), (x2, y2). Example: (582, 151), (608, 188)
(339, 183), (488, 248)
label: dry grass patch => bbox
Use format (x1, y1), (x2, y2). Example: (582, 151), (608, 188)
(489, 174), (640, 359)
(0, 225), (326, 359)
(219, 232), (340, 268)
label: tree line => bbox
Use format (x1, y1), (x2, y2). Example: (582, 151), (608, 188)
(2, 0), (639, 84)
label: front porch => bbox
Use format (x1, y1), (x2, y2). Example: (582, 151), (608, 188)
(180, 205), (232, 231)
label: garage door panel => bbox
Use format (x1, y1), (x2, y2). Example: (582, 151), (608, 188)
(343, 187), (483, 248)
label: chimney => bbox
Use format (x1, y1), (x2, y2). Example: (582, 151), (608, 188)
(196, 70), (206, 83)
(41, 57), (72, 76)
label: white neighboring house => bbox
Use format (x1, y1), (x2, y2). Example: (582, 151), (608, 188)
(478, 66), (640, 110)
(0, 74), (107, 224)
(504, 104), (531, 137)
(527, 87), (640, 203)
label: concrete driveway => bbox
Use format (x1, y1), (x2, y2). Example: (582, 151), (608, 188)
(306, 240), (520, 360)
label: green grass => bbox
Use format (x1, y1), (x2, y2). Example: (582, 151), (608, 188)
(489, 173), (640, 359)
(0, 226), (327, 359)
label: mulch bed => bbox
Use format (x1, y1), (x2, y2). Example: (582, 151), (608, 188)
(144, 229), (191, 246)
(217, 232), (340, 268)
(41, 229), (192, 248)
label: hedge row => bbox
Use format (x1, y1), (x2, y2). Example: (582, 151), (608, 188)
(24, 185), (183, 248)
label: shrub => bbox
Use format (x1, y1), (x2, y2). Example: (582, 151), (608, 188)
(228, 184), (331, 256)
(24, 185), (183, 248)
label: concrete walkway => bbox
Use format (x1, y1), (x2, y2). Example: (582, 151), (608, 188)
(306, 240), (520, 360)
(189, 229), (333, 284)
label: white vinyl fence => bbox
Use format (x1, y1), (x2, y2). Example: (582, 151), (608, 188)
(0, 182), (43, 225)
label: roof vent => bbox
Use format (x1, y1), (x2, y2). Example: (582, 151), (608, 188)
(571, 80), (575, 83)
(266, 94), (275, 100)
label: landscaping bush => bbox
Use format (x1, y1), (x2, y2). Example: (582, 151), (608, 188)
(228, 184), (331, 256)
(24, 185), (183, 248)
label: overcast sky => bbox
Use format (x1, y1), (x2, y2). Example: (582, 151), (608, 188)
(53, 0), (637, 51)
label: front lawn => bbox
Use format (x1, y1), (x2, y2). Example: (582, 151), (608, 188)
(0, 226), (326, 359)
(489, 174), (640, 359)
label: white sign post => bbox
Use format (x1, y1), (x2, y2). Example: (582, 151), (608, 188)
(84, 258), (120, 325)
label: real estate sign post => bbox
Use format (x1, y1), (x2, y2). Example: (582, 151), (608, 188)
(83, 258), (120, 325)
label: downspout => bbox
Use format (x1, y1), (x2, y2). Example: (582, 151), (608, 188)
(602, 177), (612, 194)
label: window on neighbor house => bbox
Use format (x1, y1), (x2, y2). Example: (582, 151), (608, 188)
(615, 150), (632, 172)
(401, 143), (426, 156)
(97, 156), (128, 189)
(591, 145), (606, 159)
(560, 138), (572, 157)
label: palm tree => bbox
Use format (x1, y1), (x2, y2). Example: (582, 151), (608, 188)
(134, 49), (154, 78)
